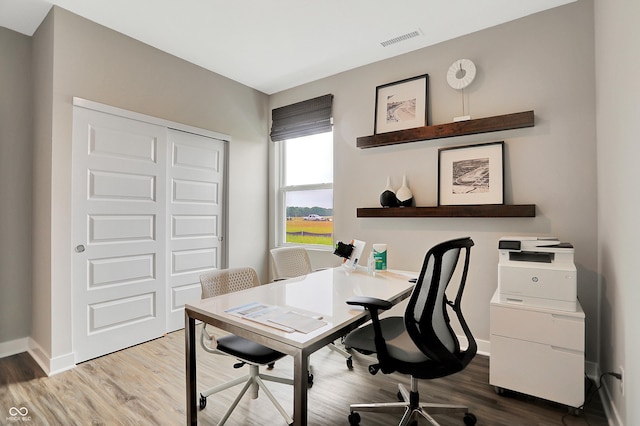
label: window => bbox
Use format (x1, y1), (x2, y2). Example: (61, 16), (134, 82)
(278, 131), (333, 247)
(271, 94), (334, 248)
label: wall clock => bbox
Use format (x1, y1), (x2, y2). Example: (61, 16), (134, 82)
(446, 59), (476, 90)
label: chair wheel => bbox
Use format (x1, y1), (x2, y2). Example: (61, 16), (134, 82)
(346, 357), (353, 369)
(463, 412), (477, 425)
(199, 394), (207, 410)
(348, 411), (361, 425)
(267, 362), (275, 370)
(308, 372), (314, 387)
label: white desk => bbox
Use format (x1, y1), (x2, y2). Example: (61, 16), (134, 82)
(185, 267), (415, 425)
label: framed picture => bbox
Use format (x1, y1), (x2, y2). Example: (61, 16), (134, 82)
(438, 141), (504, 206)
(374, 74), (428, 134)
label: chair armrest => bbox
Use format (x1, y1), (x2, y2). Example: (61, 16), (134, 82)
(200, 324), (219, 354)
(346, 296), (393, 311)
(346, 296), (395, 373)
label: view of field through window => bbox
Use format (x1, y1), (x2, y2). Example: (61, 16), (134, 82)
(283, 133), (333, 246)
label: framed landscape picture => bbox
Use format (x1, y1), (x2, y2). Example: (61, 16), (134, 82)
(438, 141), (504, 206)
(374, 74), (428, 134)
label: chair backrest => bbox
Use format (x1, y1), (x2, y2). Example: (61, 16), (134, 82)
(200, 267), (260, 299)
(270, 247), (312, 280)
(405, 237), (476, 373)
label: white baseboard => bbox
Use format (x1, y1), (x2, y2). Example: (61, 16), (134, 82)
(0, 337), (29, 358)
(588, 363), (624, 426)
(27, 338), (76, 376)
(475, 338), (491, 356)
(600, 382), (624, 426)
(585, 360), (598, 379)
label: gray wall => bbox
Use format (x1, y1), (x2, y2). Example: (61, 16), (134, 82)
(30, 6), (54, 363)
(270, 0), (598, 361)
(595, 0), (640, 424)
(0, 27), (33, 347)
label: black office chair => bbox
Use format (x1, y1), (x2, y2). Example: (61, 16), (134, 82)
(199, 267), (294, 425)
(344, 237), (477, 426)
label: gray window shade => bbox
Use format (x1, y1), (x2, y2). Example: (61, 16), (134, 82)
(270, 94), (333, 141)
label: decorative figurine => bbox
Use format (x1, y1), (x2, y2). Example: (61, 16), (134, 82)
(380, 176), (399, 207)
(396, 175), (413, 207)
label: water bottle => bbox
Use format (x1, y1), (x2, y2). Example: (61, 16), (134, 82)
(367, 250), (376, 276)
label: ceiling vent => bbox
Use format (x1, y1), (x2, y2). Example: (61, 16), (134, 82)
(380, 29), (422, 47)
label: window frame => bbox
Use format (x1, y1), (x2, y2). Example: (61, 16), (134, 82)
(275, 133), (334, 249)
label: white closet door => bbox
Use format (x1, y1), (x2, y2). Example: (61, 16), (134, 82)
(72, 107), (167, 363)
(166, 129), (225, 331)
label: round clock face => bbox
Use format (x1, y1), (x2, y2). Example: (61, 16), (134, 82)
(447, 59), (476, 90)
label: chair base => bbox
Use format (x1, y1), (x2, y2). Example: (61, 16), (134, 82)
(348, 380), (476, 426)
(328, 340), (353, 369)
(200, 364), (294, 425)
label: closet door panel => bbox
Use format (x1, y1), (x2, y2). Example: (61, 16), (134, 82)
(72, 107), (167, 363)
(166, 129), (225, 332)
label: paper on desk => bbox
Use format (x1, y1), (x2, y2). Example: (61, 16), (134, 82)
(226, 302), (327, 333)
(228, 302), (271, 316)
(226, 302), (294, 332)
(268, 311), (327, 334)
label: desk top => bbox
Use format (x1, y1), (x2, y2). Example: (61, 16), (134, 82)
(185, 267), (415, 350)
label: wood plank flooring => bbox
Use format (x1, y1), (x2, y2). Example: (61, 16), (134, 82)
(0, 327), (607, 425)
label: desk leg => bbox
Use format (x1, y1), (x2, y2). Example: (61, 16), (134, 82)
(292, 352), (309, 426)
(186, 312), (197, 425)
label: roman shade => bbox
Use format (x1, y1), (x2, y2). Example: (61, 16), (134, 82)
(270, 94), (333, 141)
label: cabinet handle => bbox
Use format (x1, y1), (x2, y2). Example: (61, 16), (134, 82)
(550, 345), (582, 355)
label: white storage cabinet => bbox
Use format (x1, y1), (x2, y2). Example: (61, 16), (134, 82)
(489, 290), (585, 408)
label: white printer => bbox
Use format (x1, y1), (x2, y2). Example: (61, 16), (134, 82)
(498, 236), (577, 311)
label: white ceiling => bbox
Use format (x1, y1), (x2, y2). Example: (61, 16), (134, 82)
(0, 0), (575, 94)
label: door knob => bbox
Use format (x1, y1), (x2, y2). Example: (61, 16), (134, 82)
(75, 245), (85, 253)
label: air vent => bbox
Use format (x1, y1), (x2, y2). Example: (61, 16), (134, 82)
(380, 30), (422, 47)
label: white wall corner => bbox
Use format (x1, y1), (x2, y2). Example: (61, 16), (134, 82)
(0, 337), (30, 358)
(28, 338), (76, 376)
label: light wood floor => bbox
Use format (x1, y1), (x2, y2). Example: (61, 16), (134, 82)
(1, 327), (607, 425)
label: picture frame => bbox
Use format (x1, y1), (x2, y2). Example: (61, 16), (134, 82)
(374, 74), (428, 134)
(438, 141), (504, 206)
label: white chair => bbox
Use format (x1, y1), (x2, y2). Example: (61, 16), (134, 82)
(271, 246), (313, 279)
(199, 267), (294, 425)
(270, 246), (353, 369)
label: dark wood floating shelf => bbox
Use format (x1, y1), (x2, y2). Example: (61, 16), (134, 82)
(357, 204), (536, 218)
(357, 110), (535, 148)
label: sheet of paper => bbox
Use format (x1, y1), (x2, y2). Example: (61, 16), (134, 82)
(268, 311), (327, 334)
(226, 302), (327, 333)
(227, 302), (272, 316)
(226, 302), (295, 332)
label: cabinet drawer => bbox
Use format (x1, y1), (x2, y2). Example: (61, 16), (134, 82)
(489, 335), (584, 407)
(490, 304), (584, 351)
